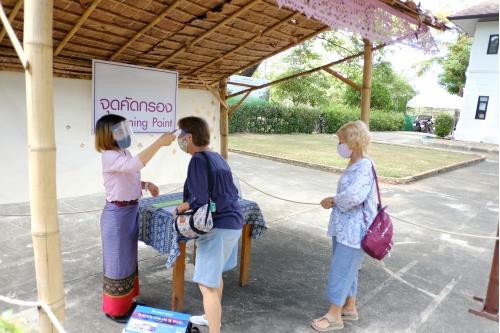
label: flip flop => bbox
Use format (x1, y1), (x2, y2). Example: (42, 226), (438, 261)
(341, 308), (359, 321)
(105, 313), (130, 324)
(311, 313), (344, 331)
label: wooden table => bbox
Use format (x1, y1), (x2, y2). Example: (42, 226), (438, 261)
(139, 193), (267, 311)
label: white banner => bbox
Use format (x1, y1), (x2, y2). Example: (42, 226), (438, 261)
(92, 60), (178, 134)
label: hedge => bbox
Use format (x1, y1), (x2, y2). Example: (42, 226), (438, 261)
(228, 104), (404, 133)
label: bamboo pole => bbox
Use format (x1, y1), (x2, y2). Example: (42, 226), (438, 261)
(0, 0), (24, 43)
(53, 0), (102, 56)
(228, 91), (250, 116)
(183, 11), (302, 79)
(227, 43), (386, 99)
(198, 75), (228, 109)
(322, 67), (361, 91)
(108, 0), (183, 61)
(360, 39), (373, 127)
(24, 0), (65, 332)
(156, 0), (262, 68)
(0, 3), (28, 69)
(219, 78), (228, 161)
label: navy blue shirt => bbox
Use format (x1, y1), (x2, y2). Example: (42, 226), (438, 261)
(183, 151), (243, 230)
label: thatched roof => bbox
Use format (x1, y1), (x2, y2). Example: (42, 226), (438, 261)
(448, 0), (499, 20)
(0, 0), (450, 88)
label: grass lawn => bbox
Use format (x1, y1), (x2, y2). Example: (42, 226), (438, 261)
(228, 133), (480, 178)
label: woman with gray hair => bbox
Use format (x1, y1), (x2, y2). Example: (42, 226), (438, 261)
(173, 116), (243, 333)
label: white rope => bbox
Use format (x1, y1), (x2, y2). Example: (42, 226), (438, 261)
(0, 295), (66, 333)
(233, 173), (499, 240)
(0, 186), (184, 217)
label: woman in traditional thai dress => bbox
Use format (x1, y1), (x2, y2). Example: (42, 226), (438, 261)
(94, 114), (175, 323)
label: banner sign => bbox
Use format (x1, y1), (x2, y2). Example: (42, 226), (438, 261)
(92, 60), (178, 134)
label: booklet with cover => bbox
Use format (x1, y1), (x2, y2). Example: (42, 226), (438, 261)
(123, 305), (190, 333)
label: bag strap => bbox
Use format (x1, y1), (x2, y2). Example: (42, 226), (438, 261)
(371, 163), (382, 207)
(362, 161), (381, 229)
(198, 151), (213, 202)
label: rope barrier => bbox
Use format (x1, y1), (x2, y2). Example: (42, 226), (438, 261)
(233, 172), (318, 205)
(233, 173), (499, 241)
(388, 214), (499, 240)
(0, 295), (66, 333)
(0, 186), (184, 217)
(0, 178), (497, 240)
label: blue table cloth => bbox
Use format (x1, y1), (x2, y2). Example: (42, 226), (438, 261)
(139, 192), (267, 269)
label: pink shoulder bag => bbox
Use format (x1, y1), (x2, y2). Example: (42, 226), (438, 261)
(362, 164), (394, 260)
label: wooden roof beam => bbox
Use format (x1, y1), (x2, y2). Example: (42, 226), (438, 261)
(211, 25), (331, 85)
(0, 0), (23, 44)
(322, 68), (361, 91)
(108, 0), (183, 61)
(227, 44), (386, 99)
(53, 0), (103, 56)
(197, 75), (228, 109)
(155, 0), (263, 69)
(184, 11), (302, 79)
(0, 3), (27, 69)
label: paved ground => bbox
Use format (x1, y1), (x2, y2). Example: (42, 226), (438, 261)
(0, 132), (498, 333)
(370, 131), (499, 154)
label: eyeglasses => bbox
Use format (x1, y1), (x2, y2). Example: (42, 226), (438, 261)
(172, 129), (187, 136)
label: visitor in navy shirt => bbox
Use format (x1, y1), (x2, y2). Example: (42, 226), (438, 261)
(173, 116), (242, 333)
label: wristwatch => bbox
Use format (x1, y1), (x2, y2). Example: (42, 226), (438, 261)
(330, 197), (335, 205)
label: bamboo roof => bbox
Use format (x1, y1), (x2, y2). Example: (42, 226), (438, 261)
(0, 0), (451, 88)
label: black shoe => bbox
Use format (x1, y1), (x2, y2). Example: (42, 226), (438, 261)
(105, 313), (130, 323)
(125, 301), (147, 317)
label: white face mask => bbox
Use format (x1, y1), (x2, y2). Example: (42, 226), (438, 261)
(337, 143), (352, 158)
(177, 136), (188, 153)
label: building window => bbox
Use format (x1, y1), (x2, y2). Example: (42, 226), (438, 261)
(475, 96), (489, 119)
(487, 34), (499, 54)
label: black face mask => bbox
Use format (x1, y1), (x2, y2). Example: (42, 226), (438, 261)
(114, 135), (131, 149)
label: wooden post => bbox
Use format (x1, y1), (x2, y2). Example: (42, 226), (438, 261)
(360, 38), (373, 127)
(171, 242), (186, 311)
(219, 78), (228, 161)
(239, 224), (252, 286)
(469, 225), (499, 322)
(24, 0), (65, 331)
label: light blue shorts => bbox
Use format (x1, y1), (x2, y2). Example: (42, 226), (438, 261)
(192, 228), (242, 288)
(326, 235), (366, 306)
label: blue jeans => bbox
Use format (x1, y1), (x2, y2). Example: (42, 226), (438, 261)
(326, 237), (366, 306)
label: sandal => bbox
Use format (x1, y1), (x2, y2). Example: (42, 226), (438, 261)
(311, 313), (344, 331)
(341, 308), (359, 321)
(105, 313), (130, 324)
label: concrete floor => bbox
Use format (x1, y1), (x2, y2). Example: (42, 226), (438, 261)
(0, 133), (498, 333)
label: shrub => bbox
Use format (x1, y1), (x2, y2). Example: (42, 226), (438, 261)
(228, 104), (404, 134)
(321, 104), (359, 133)
(369, 111), (405, 131)
(228, 104), (321, 134)
(434, 113), (455, 137)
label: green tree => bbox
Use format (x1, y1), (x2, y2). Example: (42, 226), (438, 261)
(342, 61), (416, 112)
(269, 42), (331, 107)
(412, 33), (472, 96)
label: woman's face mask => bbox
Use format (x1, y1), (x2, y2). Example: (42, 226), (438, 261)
(177, 136), (188, 153)
(337, 143), (352, 159)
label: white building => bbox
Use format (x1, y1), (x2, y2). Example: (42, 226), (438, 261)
(448, 0), (499, 143)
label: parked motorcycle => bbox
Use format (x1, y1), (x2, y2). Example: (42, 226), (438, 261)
(413, 115), (433, 133)
(423, 118), (435, 134)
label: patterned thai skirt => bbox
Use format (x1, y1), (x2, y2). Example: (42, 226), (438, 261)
(100, 201), (140, 316)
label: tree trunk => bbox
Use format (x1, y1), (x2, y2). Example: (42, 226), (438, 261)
(239, 63), (260, 77)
